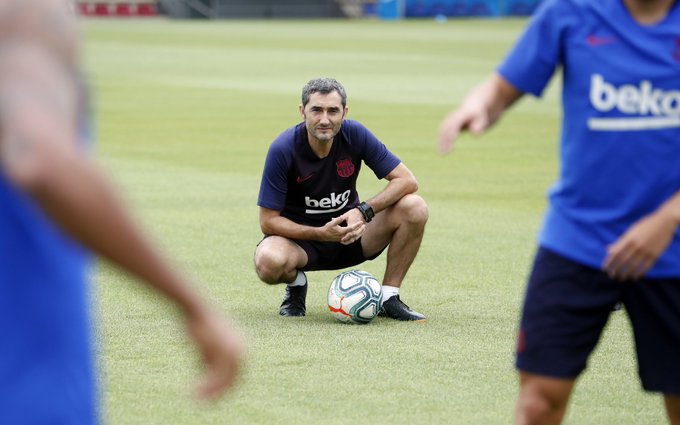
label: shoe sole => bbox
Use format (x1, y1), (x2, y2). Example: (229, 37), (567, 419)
(379, 315), (427, 322)
(279, 312), (305, 317)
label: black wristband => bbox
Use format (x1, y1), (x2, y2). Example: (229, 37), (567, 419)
(356, 202), (374, 223)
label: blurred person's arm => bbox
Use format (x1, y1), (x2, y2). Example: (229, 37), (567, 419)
(437, 73), (523, 154)
(603, 191), (680, 281)
(0, 44), (243, 400)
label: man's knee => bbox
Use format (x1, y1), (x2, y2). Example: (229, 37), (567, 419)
(254, 248), (287, 285)
(665, 395), (680, 425)
(516, 393), (561, 425)
(397, 194), (429, 226)
(515, 375), (572, 425)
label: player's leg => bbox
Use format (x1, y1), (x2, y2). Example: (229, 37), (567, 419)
(516, 248), (619, 424)
(666, 395), (680, 425)
(254, 236), (307, 284)
(362, 193), (428, 320)
(623, 277), (680, 423)
(515, 373), (574, 425)
(362, 193), (428, 285)
(254, 236), (310, 316)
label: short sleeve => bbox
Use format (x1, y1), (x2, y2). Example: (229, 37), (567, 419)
(497, 0), (577, 97)
(257, 136), (292, 211)
(347, 121), (400, 179)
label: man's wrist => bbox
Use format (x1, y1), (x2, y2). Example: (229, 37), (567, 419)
(661, 204), (680, 227)
(659, 194), (680, 227)
(356, 201), (374, 223)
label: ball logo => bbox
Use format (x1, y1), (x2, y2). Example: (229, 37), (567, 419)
(588, 74), (680, 131)
(336, 158), (355, 178)
(304, 190), (351, 214)
(327, 296), (352, 318)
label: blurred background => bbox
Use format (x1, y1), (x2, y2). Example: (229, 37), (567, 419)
(77, 0), (668, 423)
(75, 0), (543, 19)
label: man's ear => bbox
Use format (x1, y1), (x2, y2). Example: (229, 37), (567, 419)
(299, 104), (305, 118)
(342, 106), (349, 119)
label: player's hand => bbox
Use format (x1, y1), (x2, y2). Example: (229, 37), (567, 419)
(321, 214), (364, 243)
(186, 306), (245, 401)
(602, 210), (678, 281)
(438, 74), (521, 155)
(437, 106), (489, 155)
(338, 208), (366, 245)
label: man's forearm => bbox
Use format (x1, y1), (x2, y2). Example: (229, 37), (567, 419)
(29, 154), (207, 317)
(261, 214), (322, 241)
(365, 176), (417, 214)
(658, 189), (680, 227)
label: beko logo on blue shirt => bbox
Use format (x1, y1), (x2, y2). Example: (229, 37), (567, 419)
(588, 74), (680, 131)
(305, 190), (351, 214)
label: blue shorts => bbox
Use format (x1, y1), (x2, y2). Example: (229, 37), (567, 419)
(516, 247), (680, 394)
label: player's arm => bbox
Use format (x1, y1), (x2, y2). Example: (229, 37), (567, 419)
(437, 73), (523, 154)
(361, 162), (418, 215)
(259, 207), (362, 243)
(334, 163), (417, 245)
(0, 47), (242, 400)
(603, 190), (680, 281)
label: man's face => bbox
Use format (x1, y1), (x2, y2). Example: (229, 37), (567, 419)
(299, 91), (347, 144)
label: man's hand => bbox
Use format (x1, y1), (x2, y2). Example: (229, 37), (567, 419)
(186, 307), (244, 401)
(437, 98), (490, 155)
(338, 208), (366, 245)
(320, 212), (365, 245)
(602, 209), (678, 281)
(437, 74), (522, 155)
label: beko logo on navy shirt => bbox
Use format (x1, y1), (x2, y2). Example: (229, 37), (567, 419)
(588, 74), (680, 130)
(305, 190), (351, 214)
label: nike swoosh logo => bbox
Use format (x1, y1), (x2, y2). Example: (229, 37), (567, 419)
(296, 174), (314, 183)
(586, 35), (616, 46)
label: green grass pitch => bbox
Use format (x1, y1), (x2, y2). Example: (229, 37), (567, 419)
(83, 17), (664, 425)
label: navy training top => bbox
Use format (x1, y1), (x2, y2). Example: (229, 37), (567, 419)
(258, 119), (401, 227)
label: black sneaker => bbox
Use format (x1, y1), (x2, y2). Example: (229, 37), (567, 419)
(279, 282), (307, 317)
(379, 295), (426, 321)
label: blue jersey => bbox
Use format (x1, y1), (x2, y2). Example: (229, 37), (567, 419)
(498, 0), (680, 277)
(0, 112), (97, 422)
(258, 119), (400, 227)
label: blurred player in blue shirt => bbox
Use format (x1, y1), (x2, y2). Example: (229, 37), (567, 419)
(438, 0), (680, 423)
(0, 1), (243, 423)
(256, 78), (428, 321)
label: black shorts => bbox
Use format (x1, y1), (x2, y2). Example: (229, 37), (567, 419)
(516, 247), (680, 394)
(296, 238), (385, 271)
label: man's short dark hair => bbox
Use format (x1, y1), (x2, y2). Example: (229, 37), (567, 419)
(301, 77), (347, 108)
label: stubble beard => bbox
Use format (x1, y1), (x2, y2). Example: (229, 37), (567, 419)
(311, 125), (337, 143)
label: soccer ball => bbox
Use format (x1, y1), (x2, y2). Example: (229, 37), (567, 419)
(327, 270), (382, 324)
